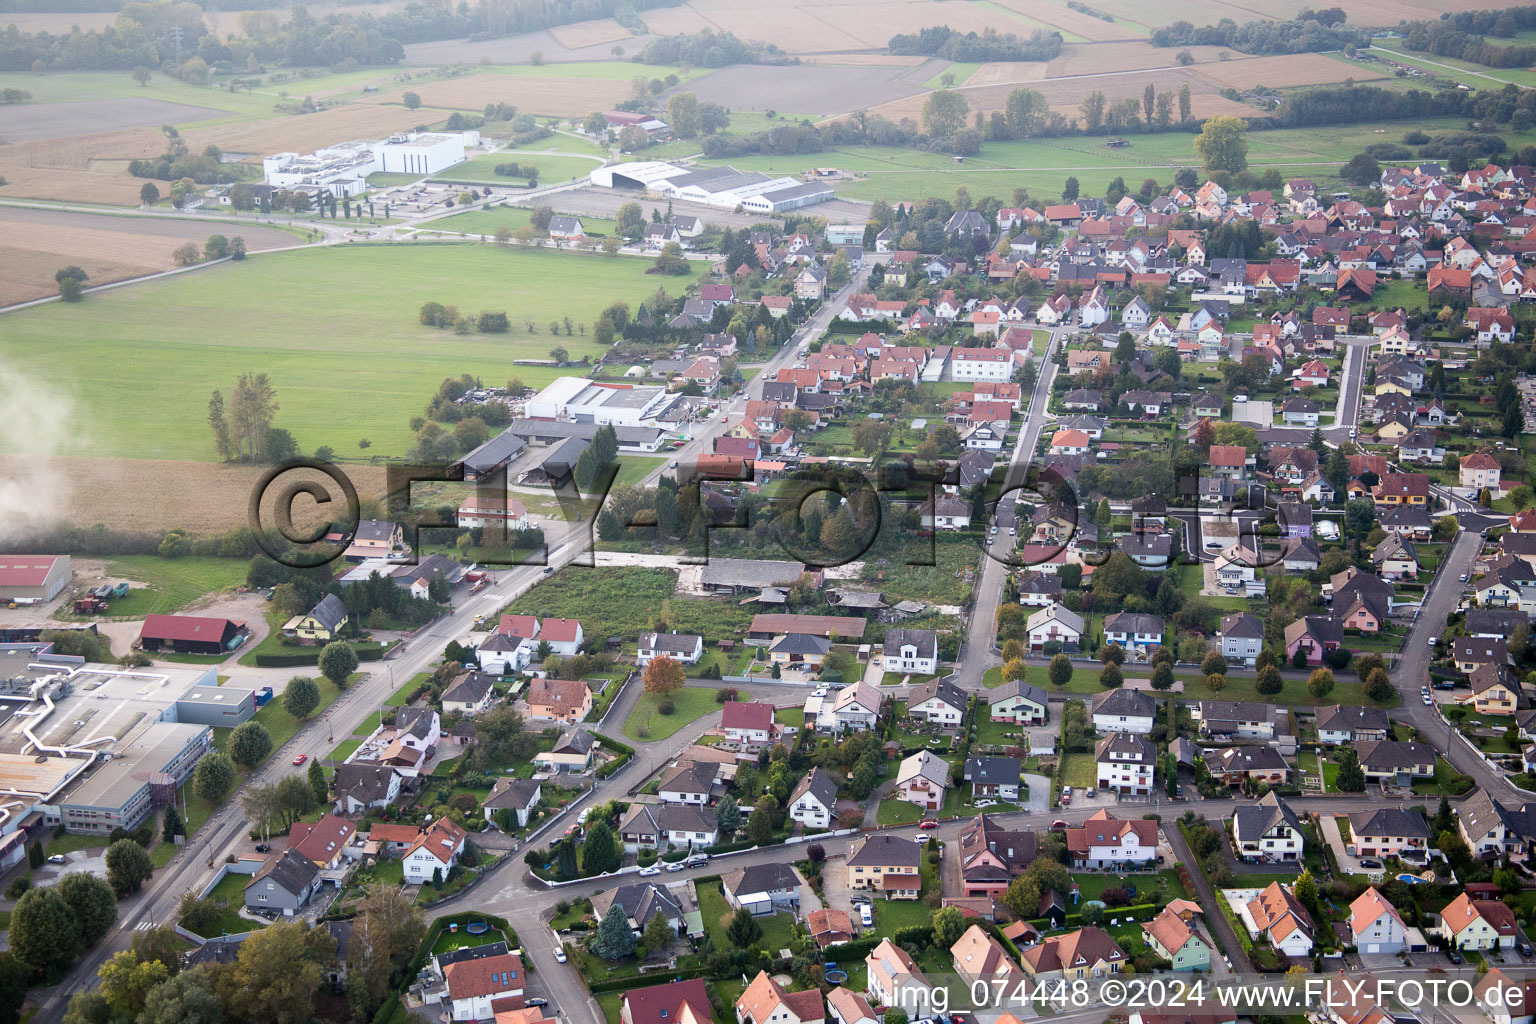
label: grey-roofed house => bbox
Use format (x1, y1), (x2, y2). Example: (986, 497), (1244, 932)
(1232, 792), (1304, 862)
(591, 882), (685, 936)
(285, 593), (349, 643)
(1355, 739), (1435, 785)
(1202, 745), (1291, 785)
(1101, 612), (1164, 651)
(788, 768), (839, 829)
(533, 727), (597, 773)
(722, 863), (802, 916)
(1217, 611), (1264, 666)
(1090, 688), (1156, 734)
(906, 679), (966, 726)
(988, 679), (1049, 725)
(1196, 701), (1276, 741)
(245, 848), (321, 917)
(884, 628), (939, 675)
(483, 777), (541, 828)
(964, 757), (1021, 802)
(331, 763), (402, 815)
(769, 633), (831, 665)
(440, 671), (497, 717)
(1315, 705), (1390, 744)
(638, 632), (704, 667)
(1350, 807), (1431, 862)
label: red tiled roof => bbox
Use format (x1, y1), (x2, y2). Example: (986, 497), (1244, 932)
(140, 614), (242, 644)
(540, 618), (581, 642)
(445, 952), (523, 1000)
(624, 980), (715, 1024)
(289, 814), (356, 863)
(721, 701), (774, 732)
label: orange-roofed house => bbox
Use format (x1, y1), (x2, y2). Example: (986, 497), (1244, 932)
(623, 980), (715, 1024)
(496, 615), (539, 641)
(1436, 892), (1519, 950)
(1511, 507), (1536, 534)
(950, 923), (1028, 988)
(1065, 809), (1157, 869)
(1462, 451), (1504, 494)
(443, 952), (523, 1022)
(865, 939), (929, 1006)
(735, 970), (825, 1024)
(526, 678), (592, 723)
(1348, 887), (1409, 954)
(1141, 907), (1212, 971)
(1050, 429), (1091, 456)
(1020, 926), (1127, 980)
(540, 617), (584, 655)
(826, 988), (878, 1024)
(1244, 882), (1314, 956)
(403, 816), (467, 884)
(288, 814), (356, 871)
(1207, 445), (1250, 481)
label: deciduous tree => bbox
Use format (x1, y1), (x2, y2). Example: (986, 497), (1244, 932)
(105, 839), (152, 894)
(227, 720), (273, 770)
(193, 750), (236, 803)
(642, 655), (685, 698)
(57, 873), (116, 946)
(283, 675), (321, 719)
(318, 641), (357, 687)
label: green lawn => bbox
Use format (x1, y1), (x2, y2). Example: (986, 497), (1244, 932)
(613, 456), (669, 489)
(1059, 752), (1097, 789)
(876, 799), (924, 825)
(1073, 869), (1188, 902)
(213, 674), (347, 764)
(428, 204), (618, 238)
(502, 567), (753, 646)
(697, 882), (798, 951)
(45, 832), (108, 857)
(622, 686), (719, 741)
(69, 556), (250, 619)
(0, 244), (704, 461)
(434, 152), (605, 186)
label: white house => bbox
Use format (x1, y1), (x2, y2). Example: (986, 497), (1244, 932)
(884, 628), (939, 675)
(1065, 810), (1158, 869)
(828, 681), (881, 732)
(1026, 603), (1084, 652)
(951, 347), (1012, 381)
(788, 768), (838, 829)
(1231, 792), (1304, 863)
(1349, 887), (1409, 954)
(1094, 733), (1155, 796)
(1245, 883), (1314, 957)
(1090, 688), (1156, 735)
(403, 817), (467, 885)
(475, 633), (529, 674)
(906, 681), (966, 726)
(637, 632), (704, 666)
(720, 702), (777, 747)
(988, 680), (1048, 725)
(541, 617), (584, 655)
(441, 951), (523, 1023)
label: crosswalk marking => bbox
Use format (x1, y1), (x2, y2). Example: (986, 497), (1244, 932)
(134, 921), (153, 931)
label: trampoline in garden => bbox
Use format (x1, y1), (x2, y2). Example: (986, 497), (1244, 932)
(467, 921), (490, 935)
(824, 964), (848, 984)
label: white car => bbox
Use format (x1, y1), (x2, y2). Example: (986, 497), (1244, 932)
(577, 808), (590, 825)
(859, 904), (874, 927)
(638, 865), (661, 877)
(666, 861), (686, 872)
(1423, 694), (1435, 706)
(553, 947), (568, 964)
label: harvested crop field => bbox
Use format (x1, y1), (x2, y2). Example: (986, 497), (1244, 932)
(0, 455), (390, 534)
(1197, 52), (1386, 90)
(181, 102), (423, 156)
(369, 76), (630, 118)
(0, 97), (231, 145)
(804, 54), (931, 67)
(986, 0), (1141, 41)
(0, 11), (118, 32)
(1045, 40), (1234, 76)
(677, 63), (926, 116)
(0, 124), (172, 204)
(964, 62), (1049, 88)
(547, 17), (633, 48)
(0, 208), (298, 307)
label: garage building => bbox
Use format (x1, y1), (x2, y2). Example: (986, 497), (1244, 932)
(139, 614), (247, 656)
(588, 161), (834, 212)
(0, 555), (70, 603)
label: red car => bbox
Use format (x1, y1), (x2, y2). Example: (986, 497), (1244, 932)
(918, 819), (939, 830)
(292, 754), (308, 766)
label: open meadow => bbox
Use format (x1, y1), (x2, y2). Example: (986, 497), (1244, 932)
(0, 242), (704, 462)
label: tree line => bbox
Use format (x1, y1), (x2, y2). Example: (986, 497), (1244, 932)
(1403, 5), (1536, 69)
(636, 28), (793, 67)
(1149, 11), (1366, 54)
(888, 25), (1063, 62)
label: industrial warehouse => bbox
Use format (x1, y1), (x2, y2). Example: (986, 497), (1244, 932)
(0, 643), (258, 837)
(587, 161), (835, 212)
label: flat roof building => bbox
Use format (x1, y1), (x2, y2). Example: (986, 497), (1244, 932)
(589, 161), (834, 212)
(175, 684), (257, 727)
(59, 720), (211, 834)
(524, 378), (690, 429)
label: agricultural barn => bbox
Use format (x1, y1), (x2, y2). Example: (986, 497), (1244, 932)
(139, 614), (247, 656)
(0, 555), (71, 603)
(588, 161), (834, 212)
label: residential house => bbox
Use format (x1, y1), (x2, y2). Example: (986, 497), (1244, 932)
(1203, 745), (1290, 786)
(526, 678), (593, 723)
(906, 681), (966, 726)
(1349, 887), (1410, 954)
(965, 757), (1021, 802)
(827, 681), (881, 733)
(1349, 807), (1430, 862)
(847, 834), (922, 894)
(658, 761), (717, 806)
(1066, 810), (1158, 869)
(284, 594), (348, 643)
(787, 769), (838, 830)
(402, 817), (467, 885)
(1141, 907), (1212, 972)
(988, 679), (1049, 725)
(1217, 612), (1264, 666)
(721, 702), (779, 747)
(593, 882), (686, 937)
(245, 849), (321, 917)
(1284, 615), (1342, 667)
(288, 814), (357, 872)
(442, 952), (523, 1022)
(1232, 792), (1304, 862)
(1462, 452), (1505, 495)
(894, 750), (949, 811)
(330, 763), (401, 815)
(532, 727), (597, 773)
(622, 980), (715, 1024)
(441, 671), (497, 717)
(540, 618), (584, 655)
(958, 814), (1037, 897)
(638, 632), (704, 667)
(1315, 705), (1390, 745)
(1019, 927), (1127, 981)
(810, 910), (856, 951)
(483, 777), (541, 828)
(865, 940), (929, 1006)
(1244, 882), (1314, 957)
(1027, 603), (1084, 652)
(723, 864), (803, 917)
(950, 925), (1027, 990)
(1101, 612), (1164, 653)
(1090, 688), (1156, 735)
(1436, 892), (1519, 950)
(1094, 733), (1155, 796)
(885, 628), (940, 676)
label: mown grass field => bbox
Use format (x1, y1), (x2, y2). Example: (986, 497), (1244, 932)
(501, 567), (754, 644)
(697, 117), (1536, 200)
(428, 205), (618, 237)
(434, 152), (605, 186)
(79, 556), (249, 618)
(0, 243), (703, 461)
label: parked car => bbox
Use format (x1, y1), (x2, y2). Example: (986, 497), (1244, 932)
(46, 854), (64, 864)
(1050, 820), (1068, 831)
(918, 819), (939, 830)
(685, 853), (709, 867)
(292, 754), (308, 766)
(526, 999), (549, 1008)
(1519, 941), (1533, 957)
(553, 947), (567, 964)
(666, 861), (685, 872)
(1448, 950), (1463, 965)
(859, 904), (873, 927)
(638, 865), (661, 877)
(1359, 858), (1382, 869)
(254, 843), (270, 854)
(1423, 695), (1435, 705)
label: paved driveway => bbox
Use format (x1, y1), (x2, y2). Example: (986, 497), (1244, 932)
(1021, 773), (1051, 814)
(1318, 812), (1368, 874)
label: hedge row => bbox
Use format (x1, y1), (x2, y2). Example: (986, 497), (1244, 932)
(822, 935), (884, 962)
(587, 965), (715, 993)
(254, 643), (387, 667)
(592, 731), (636, 778)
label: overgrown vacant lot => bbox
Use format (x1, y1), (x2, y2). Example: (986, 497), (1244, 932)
(500, 567), (754, 645)
(0, 243), (703, 462)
